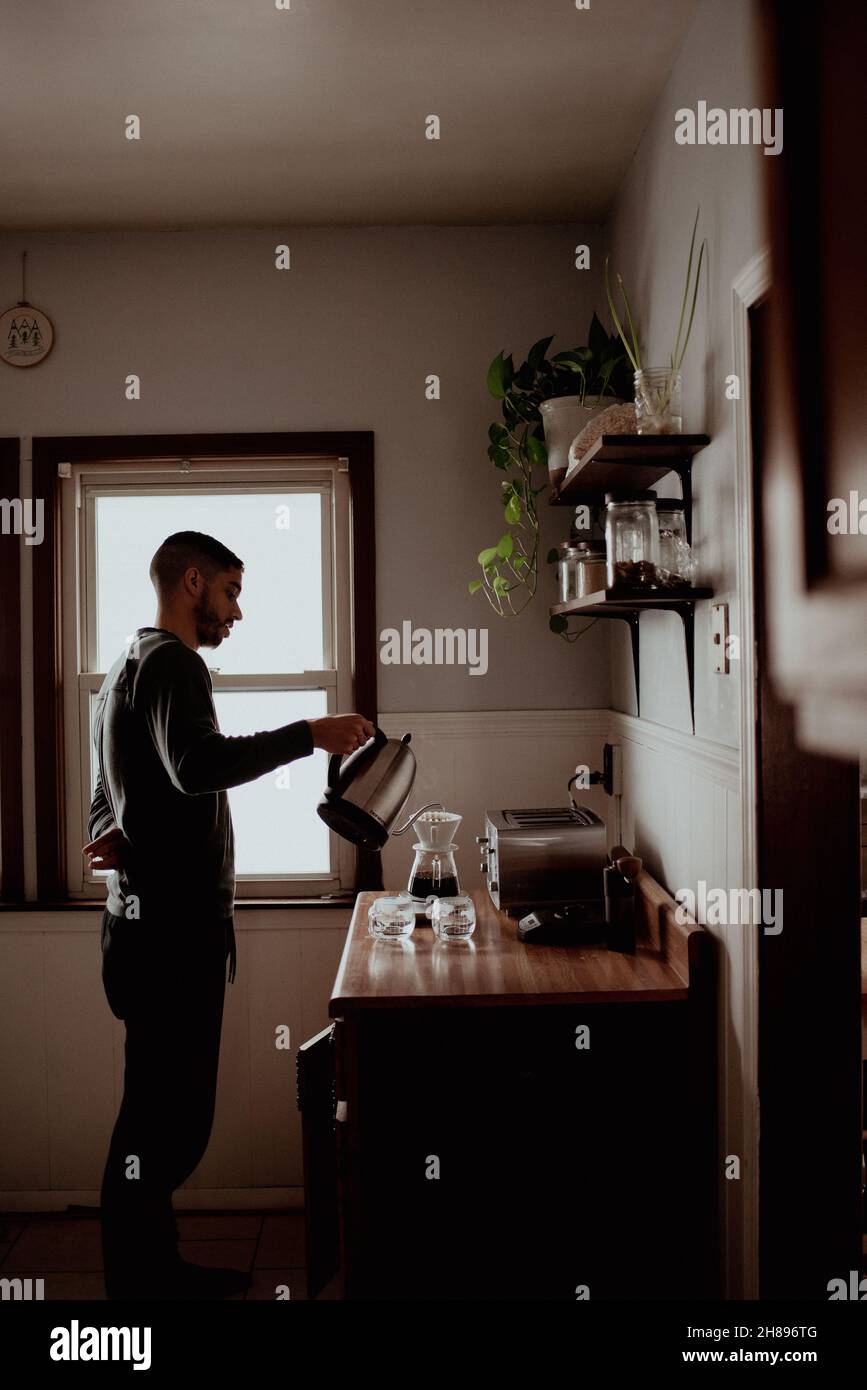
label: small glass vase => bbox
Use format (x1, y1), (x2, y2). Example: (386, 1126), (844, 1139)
(634, 369), (683, 435)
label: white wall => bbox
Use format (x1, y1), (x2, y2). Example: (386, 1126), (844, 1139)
(603, 0), (767, 1298)
(0, 224), (613, 713)
(605, 0), (765, 745)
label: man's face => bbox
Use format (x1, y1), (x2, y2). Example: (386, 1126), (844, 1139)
(193, 566), (243, 649)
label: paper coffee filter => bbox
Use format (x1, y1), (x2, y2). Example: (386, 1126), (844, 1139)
(413, 809), (461, 850)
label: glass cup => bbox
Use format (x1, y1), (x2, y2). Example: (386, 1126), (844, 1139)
(368, 893), (416, 940)
(426, 894), (477, 941)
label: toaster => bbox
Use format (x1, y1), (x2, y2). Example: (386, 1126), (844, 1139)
(477, 807), (608, 912)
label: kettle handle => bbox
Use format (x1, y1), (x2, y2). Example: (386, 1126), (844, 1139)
(326, 724), (388, 790)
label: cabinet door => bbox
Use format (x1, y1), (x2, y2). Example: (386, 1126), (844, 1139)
(296, 1024), (339, 1298)
(759, 2), (867, 757)
(345, 1004), (707, 1300)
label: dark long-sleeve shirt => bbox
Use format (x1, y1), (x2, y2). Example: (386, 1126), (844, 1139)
(89, 627), (315, 922)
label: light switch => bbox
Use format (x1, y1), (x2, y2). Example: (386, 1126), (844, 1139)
(711, 603), (728, 674)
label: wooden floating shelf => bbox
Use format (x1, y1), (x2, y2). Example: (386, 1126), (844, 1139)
(551, 586), (714, 618)
(549, 438), (712, 731)
(550, 587), (714, 732)
(551, 434), (711, 505)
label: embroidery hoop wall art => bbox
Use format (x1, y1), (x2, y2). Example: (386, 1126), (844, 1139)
(1, 252), (55, 368)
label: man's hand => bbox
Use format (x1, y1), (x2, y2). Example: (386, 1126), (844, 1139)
(83, 827), (129, 872)
(308, 714), (376, 755)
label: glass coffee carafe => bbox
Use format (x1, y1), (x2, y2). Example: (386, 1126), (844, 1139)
(406, 810), (462, 912)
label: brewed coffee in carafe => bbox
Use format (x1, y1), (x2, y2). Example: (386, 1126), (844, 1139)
(406, 810), (462, 909)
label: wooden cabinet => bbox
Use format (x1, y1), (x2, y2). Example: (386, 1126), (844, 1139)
(299, 884), (718, 1301)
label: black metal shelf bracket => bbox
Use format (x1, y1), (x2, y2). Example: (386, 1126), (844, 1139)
(627, 612), (641, 718)
(671, 460), (694, 547)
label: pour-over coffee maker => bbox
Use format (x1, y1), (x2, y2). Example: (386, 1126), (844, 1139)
(405, 809), (462, 914)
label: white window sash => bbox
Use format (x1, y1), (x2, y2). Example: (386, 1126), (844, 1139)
(61, 457), (356, 900)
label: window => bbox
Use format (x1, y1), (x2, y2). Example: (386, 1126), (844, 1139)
(60, 456), (356, 898)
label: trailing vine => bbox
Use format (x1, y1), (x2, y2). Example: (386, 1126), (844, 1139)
(470, 316), (631, 638)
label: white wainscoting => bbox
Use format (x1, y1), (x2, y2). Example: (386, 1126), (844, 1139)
(606, 711), (754, 1301)
(0, 909), (352, 1212)
(378, 710), (615, 892)
(608, 711), (741, 889)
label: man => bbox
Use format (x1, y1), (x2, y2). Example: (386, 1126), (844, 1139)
(84, 530), (373, 1300)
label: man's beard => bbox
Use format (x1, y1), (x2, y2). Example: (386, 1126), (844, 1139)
(192, 587), (226, 648)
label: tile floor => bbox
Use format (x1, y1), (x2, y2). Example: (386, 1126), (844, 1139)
(0, 1211), (314, 1300)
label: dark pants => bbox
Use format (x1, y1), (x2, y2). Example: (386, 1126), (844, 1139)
(99, 906), (236, 1292)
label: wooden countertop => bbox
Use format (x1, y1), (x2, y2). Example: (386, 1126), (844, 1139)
(329, 886), (695, 1012)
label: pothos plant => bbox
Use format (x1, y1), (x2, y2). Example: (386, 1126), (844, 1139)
(469, 314), (630, 634)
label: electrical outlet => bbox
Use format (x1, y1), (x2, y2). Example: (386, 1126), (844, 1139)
(608, 743), (623, 796)
(598, 742), (623, 796)
(711, 603), (729, 674)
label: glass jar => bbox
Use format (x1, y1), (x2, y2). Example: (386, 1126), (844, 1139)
(656, 501), (696, 588)
(573, 540), (607, 597)
(556, 541), (581, 603)
(604, 491), (660, 591)
(634, 369), (683, 435)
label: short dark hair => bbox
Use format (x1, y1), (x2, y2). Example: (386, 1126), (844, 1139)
(149, 531), (244, 597)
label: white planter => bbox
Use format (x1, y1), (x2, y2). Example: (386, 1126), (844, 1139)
(540, 395), (623, 488)
(567, 399), (637, 473)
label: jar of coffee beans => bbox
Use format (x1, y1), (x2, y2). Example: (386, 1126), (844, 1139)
(604, 490), (660, 591)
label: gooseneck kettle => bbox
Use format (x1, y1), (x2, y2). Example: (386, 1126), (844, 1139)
(316, 727), (442, 851)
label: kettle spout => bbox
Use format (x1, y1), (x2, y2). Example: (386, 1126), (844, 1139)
(391, 801), (445, 836)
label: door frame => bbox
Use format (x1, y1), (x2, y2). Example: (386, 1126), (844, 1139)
(731, 248), (771, 1301)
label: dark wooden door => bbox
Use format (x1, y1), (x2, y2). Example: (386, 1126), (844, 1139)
(751, 296), (863, 1299)
(757, 1), (867, 757)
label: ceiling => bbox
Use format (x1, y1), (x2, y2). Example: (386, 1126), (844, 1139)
(0, 0), (698, 231)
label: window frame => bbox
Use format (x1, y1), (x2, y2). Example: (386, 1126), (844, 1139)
(63, 458), (353, 898)
(0, 437), (24, 902)
(31, 432), (380, 906)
